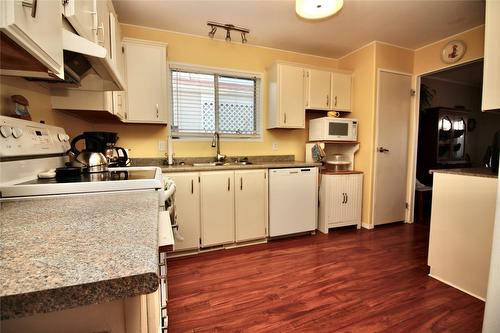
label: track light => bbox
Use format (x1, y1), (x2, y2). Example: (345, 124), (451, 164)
(207, 21), (250, 44)
(208, 26), (217, 38)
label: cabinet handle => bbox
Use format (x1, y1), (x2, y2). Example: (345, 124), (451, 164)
(191, 179), (194, 194)
(94, 23), (104, 45)
(22, 0), (37, 18)
(228, 178), (230, 191)
(240, 177), (243, 191)
(346, 193), (348, 203)
(334, 96), (338, 107)
(156, 104), (159, 118)
(284, 112), (287, 124)
(342, 193), (346, 204)
(326, 95), (329, 107)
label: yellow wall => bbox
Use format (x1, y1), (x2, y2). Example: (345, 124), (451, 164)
(2, 24), (338, 160)
(413, 25), (484, 75)
(338, 43), (376, 227)
(0, 76), (90, 138)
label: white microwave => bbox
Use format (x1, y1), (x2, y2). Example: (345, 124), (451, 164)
(309, 117), (358, 141)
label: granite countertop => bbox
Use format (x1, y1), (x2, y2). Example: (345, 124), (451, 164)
(131, 155), (321, 173)
(0, 190), (160, 320)
(430, 168), (498, 179)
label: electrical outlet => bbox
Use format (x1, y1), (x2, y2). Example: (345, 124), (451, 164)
(272, 142), (279, 150)
(158, 140), (167, 151)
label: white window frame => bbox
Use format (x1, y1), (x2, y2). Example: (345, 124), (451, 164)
(167, 62), (263, 142)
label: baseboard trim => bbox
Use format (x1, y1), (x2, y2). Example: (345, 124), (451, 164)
(428, 273), (486, 301)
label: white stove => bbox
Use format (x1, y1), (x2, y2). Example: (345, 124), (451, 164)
(0, 116), (162, 199)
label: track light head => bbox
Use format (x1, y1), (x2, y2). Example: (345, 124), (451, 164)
(208, 26), (217, 38)
(225, 29), (231, 42)
(241, 32), (247, 44)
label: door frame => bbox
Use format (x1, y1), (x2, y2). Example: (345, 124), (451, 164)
(372, 68), (413, 227)
(405, 57), (484, 225)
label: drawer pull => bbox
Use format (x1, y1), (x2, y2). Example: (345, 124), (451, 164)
(22, 0), (37, 18)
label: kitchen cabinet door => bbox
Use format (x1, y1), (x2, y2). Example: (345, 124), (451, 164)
(342, 174), (362, 225)
(268, 63), (306, 128)
(200, 171), (235, 247)
(482, 0), (500, 111)
(168, 173), (200, 251)
(331, 72), (352, 112)
(318, 173), (362, 233)
(0, 0), (64, 78)
(235, 169), (268, 242)
(95, 0), (111, 60)
(306, 69), (331, 110)
(123, 38), (168, 123)
(63, 0), (97, 43)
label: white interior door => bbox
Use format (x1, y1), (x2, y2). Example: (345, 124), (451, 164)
(373, 71), (412, 226)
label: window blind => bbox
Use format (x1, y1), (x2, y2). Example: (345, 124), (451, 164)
(171, 68), (259, 137)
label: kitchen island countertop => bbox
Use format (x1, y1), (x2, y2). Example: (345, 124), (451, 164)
(430, 167), (498, 179)
(0, 190), (160, 320)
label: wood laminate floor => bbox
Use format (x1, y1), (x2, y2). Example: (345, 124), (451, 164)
(167, 223), (484, 332)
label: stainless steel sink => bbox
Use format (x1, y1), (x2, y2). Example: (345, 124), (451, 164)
(191, 161), (253, 167)
(192, 162), (224, 167)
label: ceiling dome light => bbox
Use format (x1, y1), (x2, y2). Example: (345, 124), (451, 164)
(296, 0), (344, 20)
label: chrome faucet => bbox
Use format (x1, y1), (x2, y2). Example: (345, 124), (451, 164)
(211, 131), (226, 163)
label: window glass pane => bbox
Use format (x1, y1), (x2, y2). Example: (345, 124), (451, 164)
(171, 70), (215, 133)
(218, 76), (256, 135)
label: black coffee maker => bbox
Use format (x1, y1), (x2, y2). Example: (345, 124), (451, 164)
(70, 132), (129, 167)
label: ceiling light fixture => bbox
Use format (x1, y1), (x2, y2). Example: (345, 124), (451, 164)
(207, 21), (250, 44)
(295, 0), (344, 20)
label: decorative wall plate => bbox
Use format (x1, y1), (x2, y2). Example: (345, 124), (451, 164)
(441, 40), (466, 64)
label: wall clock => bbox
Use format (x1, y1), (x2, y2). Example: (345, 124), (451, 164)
(441, 40), (466, 64)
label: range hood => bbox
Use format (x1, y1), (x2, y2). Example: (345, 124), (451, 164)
(26, 29), (125, 91)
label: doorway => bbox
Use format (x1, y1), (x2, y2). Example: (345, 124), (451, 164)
(372, 70), (412, 226)
(413, 60), (500, 224)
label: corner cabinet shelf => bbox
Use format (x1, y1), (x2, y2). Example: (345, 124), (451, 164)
(305, 140), (363, 233)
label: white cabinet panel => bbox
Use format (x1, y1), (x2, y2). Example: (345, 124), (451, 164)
(168, 173), (200, 251)
(123, 38), (167, 123)
(235, 169), (268, 242)
(268, 63), (306, 128)
(306, 69), (331, 110)
(63, 0), (97, 43)
(318, 173), (362, 233)
(200, 171), (235, 247)
(331, 72), (352, 112)
(1, 0), (64, 77)
(482, 0), (500, 111)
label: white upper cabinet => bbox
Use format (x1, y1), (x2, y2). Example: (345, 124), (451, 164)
(331, 72), (352, 112)
(268, 63), (306, 129)
(235, 170), (268, 242)
(122, 38), (168, 123)
(306, 69), (331, 110)
(0, 0), (64, 78)
(482, 0), (500, 111)
(62, 0), (97, 43)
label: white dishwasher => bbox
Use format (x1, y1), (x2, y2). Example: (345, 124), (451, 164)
(269, 167), (318, 237)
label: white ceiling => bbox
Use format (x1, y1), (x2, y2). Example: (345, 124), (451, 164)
(113, 0), (485, 59)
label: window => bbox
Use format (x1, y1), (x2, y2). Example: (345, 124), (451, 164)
(170, 66), (261, 138)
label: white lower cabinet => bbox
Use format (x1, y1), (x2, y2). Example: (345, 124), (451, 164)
(168, 172), (200, 251)
(200, 171), (235, 247)
(318, 173), (363, 233)
(169, 169), (268, 251)
(235, 169), (268, 242)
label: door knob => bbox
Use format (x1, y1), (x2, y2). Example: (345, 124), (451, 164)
(377, 147), (389, 153)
